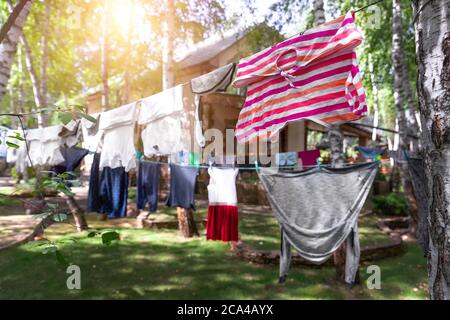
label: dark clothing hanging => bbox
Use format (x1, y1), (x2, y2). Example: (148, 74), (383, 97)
(87, 153), (102, 213)
(407, 156), (430, 255)
(137, 161), (161, 212)
(99, 166), (129, 219)
(166, 164), (198, 210)
(53, 147), (89, 175)
(258, 162), (378, 285)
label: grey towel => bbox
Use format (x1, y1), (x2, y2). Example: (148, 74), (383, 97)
(258, 162), (378, 284)
(407, 157), (430, 255)
(190, 63), (235, 94)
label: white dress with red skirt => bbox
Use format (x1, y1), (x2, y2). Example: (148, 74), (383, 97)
(206, 167), (239, 242)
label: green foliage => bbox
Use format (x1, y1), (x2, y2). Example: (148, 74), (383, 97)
(87, 230), (121, 246)
(373, 193), (408, 216)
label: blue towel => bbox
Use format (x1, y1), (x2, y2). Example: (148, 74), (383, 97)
(166, 164), (198, 210)
(356, 146), (384, 159)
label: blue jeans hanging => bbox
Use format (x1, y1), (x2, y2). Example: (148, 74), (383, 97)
(99, 166), (129, 219)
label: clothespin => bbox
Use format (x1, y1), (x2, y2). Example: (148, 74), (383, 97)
(254, 160), (260, 173)
(316, 157), (322, 170)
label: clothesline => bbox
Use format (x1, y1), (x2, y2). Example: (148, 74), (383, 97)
(140, 158), (387, 171)
(354, 0), (386, 13)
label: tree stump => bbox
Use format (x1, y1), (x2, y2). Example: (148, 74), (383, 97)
(177, 207), (199, 238)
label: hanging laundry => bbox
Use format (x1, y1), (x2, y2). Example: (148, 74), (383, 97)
(166, 164), (198, 210)
(233, 11), (367, 142)
(258, 162), (378, 284)
(87, 153), (102, 213)
(52, 147), (89, 175)
(173, 151), (202, 166)
(275, 152), (298, 167)
(26, 122), (82, 167)
(81, 113), (102, 171)
(137, 161), (161, 213)
(5, 130), (28, 174)
(139, 85), (188, 156)
(207, 155), (236, 166)
(99, 103), (137, 172)
(28, 126), (62, 166)
(60, 120), (81, 148)
(190, 63), (236, 147)
(356, 146), (384, 160)
(27, 128), (44, 166)
(206, 167), (239, 242)
(406, 156), (429, 255)
(0, 128), (7, 158)
(171, 150), (190, 166)
(298, 149), (321, 167)
(190, 63), (236, 95)
(99, 166), (129, 219)
(81, 113), (102, 152)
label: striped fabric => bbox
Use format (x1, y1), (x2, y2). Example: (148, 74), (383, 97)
(233, 11), (367, 143)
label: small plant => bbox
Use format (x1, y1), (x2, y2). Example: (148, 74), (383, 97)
(372, 193), (408, 216)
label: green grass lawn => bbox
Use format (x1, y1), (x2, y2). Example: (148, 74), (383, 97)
(0, 210), (428, 300)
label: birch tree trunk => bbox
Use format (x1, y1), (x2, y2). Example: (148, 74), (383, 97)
(369, 56), (379, 142)
(162, 0), (175, 90)
(312, 0), (350, 284)
(101, 0), (109, 111)
(40, 0), (49, 111)
(392, 0), (419, 224)
(413, 0), (450, 300)
(313, 0), (325, 26)
(20, 34), (45, 127)
(6, 0), (45, 127)
(17, 44), (24, 118)
(0, 0), (32, 101)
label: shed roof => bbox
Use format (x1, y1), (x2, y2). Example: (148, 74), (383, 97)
(176, 29), (247, 69)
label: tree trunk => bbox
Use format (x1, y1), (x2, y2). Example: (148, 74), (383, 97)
(369, 55), (380, 142)
(392, 0), (419, 224)
(0, 0), (32, 101)
(66, 196), (89, 232)
(17, 44), (25, 118)
(330, 124), (351, 284)
(177, 207), (199, 238)
(412, 0), (450, 300)
(40, 0), (49, 111)
(162, 0), (175, 90)
(101, 0), (109, 111)
(20, 34), (45, 127)
(313, 0), (325, 26)
(312, 0), (350, 284)
(0, 0), (31, 43)
(394, 0), (421, 153)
